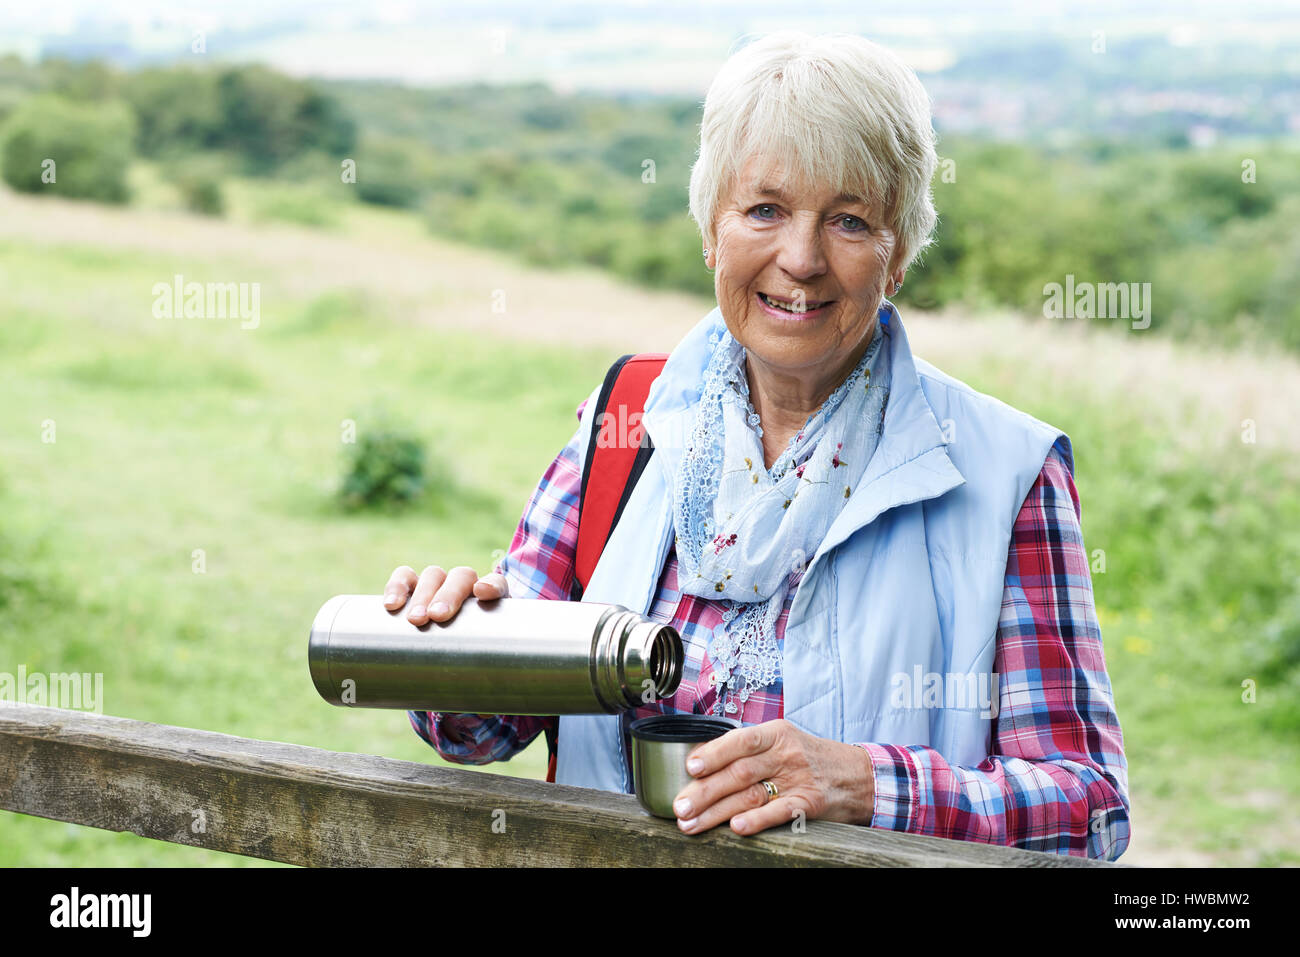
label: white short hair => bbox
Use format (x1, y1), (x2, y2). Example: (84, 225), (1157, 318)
(688, 31), (939, 270)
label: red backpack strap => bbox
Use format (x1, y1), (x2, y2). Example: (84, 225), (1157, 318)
(545, 352), (666, 784)
(571, 352), (668, 602)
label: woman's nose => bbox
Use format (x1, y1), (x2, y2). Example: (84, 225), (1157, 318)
(775, 219), (828, 280)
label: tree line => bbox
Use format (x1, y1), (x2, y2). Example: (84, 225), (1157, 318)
(1, 55), (1296, 350)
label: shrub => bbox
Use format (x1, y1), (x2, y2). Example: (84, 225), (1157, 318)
(215, 66), (355, 174)
(0, 94), (135, 203)
(120, 67), (222, 156)
(253, 187), (339, 228)
(338, 417), (429, 511)
(353, 135), (435, 209)
(178, 174), (224, 216)
(164, 158), (227, 216)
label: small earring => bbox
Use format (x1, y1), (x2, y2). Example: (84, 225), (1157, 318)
(893, 281), (903, 294)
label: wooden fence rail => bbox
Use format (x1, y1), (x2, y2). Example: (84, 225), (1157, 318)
(0, 703), (1110, 867)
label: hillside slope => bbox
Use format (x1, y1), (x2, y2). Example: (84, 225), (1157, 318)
(2, 184), (1297, 867)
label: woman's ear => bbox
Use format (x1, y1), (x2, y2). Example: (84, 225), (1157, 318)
(885, 245), (907, 292)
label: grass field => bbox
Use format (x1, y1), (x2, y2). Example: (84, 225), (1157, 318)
(1, 178), (1297, 866)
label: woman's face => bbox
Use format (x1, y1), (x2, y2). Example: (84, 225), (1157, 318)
(707, 153), (905, 394)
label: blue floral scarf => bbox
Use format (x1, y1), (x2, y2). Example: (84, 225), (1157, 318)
(669, 319), (890, 717)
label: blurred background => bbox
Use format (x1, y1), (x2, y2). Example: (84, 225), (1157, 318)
(0, 0), (1297, 866)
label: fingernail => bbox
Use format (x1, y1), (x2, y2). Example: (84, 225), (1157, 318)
(384, 592), (398, 606)
(733, 816), (748, 832)
(686, 758), (704, 775)
(679, 817), (698, 832)
(430, 601), (449, 618)
(673, 797), (693, 817)
(408, 605), (426, 620)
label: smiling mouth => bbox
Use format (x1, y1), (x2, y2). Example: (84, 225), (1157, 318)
(758, 291), (832, 314)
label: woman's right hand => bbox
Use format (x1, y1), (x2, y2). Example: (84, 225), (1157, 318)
(383, 564), (510, 625)
(384, 565), (510, 724)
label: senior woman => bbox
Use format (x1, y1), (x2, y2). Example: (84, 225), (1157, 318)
(386, 32), (1129, 859)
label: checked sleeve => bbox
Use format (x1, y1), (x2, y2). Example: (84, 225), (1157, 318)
(856, 446), (1131, 860)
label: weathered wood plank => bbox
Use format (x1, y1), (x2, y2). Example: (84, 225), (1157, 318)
(0, 703), (1109, 867)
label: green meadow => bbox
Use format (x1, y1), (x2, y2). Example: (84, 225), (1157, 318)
(0, 197), (594, 865)
(1, 176), (1297, 866)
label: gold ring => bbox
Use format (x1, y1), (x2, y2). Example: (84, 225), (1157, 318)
(760, 780), (778, 803)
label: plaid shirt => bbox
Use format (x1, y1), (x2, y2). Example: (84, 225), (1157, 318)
(410, 395), (1130, 860)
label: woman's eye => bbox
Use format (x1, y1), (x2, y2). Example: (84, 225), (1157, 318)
(749, 204), (778, 220)
(838, 215), (869, 232)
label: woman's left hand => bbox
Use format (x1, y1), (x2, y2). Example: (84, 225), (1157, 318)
(670, 718), (876, 835)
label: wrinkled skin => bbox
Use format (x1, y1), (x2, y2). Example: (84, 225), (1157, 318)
(706, 151), (905, 470)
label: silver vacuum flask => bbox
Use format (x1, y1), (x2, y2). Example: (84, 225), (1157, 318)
(309, 594), (683, 714)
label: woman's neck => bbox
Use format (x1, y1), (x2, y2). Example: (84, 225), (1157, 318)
(744, 328), (876, 470)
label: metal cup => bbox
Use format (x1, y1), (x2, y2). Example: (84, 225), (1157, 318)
(629, 714), (740, 818)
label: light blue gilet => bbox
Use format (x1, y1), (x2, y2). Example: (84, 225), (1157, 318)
(556, 304), (1072, 793)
